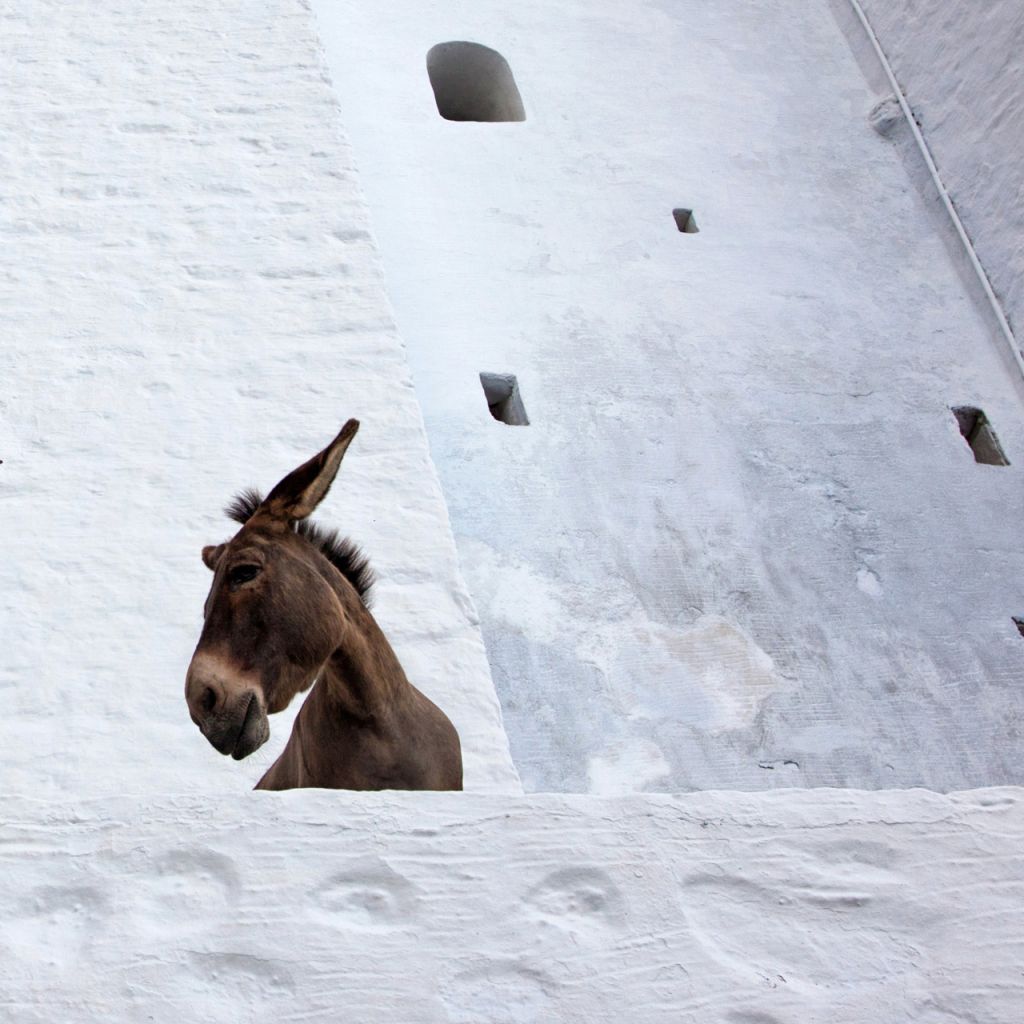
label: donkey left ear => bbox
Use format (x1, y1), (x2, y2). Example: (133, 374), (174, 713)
(261, 419), (360, 522)
(202, 543), (226, 571)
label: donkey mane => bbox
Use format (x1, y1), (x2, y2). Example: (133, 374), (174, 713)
(225, 488), (374, 606)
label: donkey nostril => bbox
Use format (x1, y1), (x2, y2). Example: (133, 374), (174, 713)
(200, 686), (217, 714)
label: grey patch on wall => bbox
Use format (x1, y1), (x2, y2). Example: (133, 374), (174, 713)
(426, 42), (526, 123)
(868, 95), (904, 138)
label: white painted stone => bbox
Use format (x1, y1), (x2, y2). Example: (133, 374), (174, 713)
(854, 0), (1024, 340)
(312, 0), (1024, 792)
(0, 0), (518, 796)
(1, 788), (1022, 1021)
(3, 0), (1024, 1017)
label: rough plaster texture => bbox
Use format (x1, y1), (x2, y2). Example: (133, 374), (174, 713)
(853, 0), (1024, 343)
(3, 1), (1024, 1016)
(313, 0), (1024, 793)
(2, 787), (1023, 1022)
(0, 0), (518, 797)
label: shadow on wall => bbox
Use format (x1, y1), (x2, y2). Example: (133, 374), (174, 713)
(426, 41), (526, 122)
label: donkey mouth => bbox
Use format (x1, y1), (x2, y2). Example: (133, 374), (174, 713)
(230, 692), (269, 760)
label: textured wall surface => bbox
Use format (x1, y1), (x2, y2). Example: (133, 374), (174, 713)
(314, 0), (1024, 793)
(3, 0), (1024, 1017)
(0, 0), (518, 796)
(855, 0), (1024, 342)
(1, 787), (1023, 1022)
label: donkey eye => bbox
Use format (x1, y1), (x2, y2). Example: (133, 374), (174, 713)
(227, 564), (261, 589)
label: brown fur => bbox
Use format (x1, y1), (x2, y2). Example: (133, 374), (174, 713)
(184, 420), (463, 791)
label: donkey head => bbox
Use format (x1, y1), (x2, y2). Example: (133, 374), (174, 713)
(185, 420), (364, 760)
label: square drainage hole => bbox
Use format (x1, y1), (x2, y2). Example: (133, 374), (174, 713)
(672, 208), (699, 234)
(480, 372), (529, 425)
(953, 406), (1009, 465)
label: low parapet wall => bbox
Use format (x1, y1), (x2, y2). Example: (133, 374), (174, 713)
(2, 787), (1021, 1021)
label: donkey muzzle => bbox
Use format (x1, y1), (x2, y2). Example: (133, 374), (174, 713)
(186, 654), (270, 759)
(226, 691), (270, 760)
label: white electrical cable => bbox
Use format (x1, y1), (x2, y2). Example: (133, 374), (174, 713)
(846, 0), (1024, 379)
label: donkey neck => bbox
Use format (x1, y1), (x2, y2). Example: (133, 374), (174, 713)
(315, 578), (410, 722)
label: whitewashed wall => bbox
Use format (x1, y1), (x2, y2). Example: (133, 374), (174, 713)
(0, 0), (518, 797)
(313, 0), (1024, 793)
(3, 787), (1024, 1023)
(854, 0), (1024, 343)
(2, 1), (1024, 1018)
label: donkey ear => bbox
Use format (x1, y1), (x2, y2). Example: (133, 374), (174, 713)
(261, 419), (360, 522)
(202, 543), (226, 571)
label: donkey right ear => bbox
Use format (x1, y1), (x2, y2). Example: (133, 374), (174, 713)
(260, 419), (360, 523)
(202, 544), (226, 571)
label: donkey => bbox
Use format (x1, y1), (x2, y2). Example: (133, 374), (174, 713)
(184, 420), (463, 791)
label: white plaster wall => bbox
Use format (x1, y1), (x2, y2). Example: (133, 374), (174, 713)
(0, 0), (518, 796)
(313, 0), (1024, 794)
(2, 787), (1023, 1022)
(853, 0), (1024, 342)
(2, 2), (1023, 1018)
